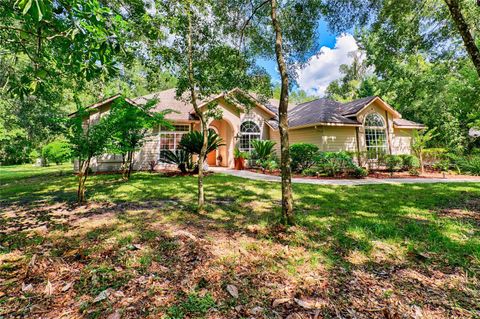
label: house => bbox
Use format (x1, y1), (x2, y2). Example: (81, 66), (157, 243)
(73, 88), (424, 172)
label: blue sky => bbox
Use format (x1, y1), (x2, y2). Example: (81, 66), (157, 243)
(256, 18), (358, 96)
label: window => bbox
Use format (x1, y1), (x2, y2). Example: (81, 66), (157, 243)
(159, 125), (190, 162)
(239, 121), (260, 152)
(364, 113), (387, 160)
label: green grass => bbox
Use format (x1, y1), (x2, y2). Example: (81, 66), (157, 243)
(1, 164), (479, 318)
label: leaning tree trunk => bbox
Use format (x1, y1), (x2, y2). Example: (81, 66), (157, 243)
(186, 4), (208, 213)
(444, 0), (480, 78)
(270, 0), (294, 225)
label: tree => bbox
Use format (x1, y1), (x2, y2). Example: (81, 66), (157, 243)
(218, 0), (323, 224)
(325, 51), (369, 101)
(412, 128), (438, 174)
(322, 0), (480, 78)
(443, 0), (480, 78)
(0, 0), (129, 97)
(107, 97), (170, 180)
(157, 0), (271, 213)
(68, 107), (113, 203)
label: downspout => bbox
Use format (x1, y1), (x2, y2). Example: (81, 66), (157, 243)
(385, 111), (392, 154)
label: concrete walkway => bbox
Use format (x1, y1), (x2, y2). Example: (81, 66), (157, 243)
(209, 167), (480, 186)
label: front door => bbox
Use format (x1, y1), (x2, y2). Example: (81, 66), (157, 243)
(207, 150), (216, 166)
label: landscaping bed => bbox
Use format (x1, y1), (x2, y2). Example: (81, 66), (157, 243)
(245, 167), (480, 180)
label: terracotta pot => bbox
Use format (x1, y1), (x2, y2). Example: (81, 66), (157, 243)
(234, 157), (245, 170)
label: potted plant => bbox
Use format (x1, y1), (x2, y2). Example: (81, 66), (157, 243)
(234, 147), (248, 170)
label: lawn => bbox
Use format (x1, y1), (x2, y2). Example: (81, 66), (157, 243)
(1, 164), (479, 318)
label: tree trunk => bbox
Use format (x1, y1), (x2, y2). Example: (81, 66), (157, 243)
(127, 150), (134, 180)
(186, 4), (207, 213)
(77, 157), (91, 203)
(419, 151), (424, 174)
(444, 0), (480, 78)
(270, 0), (294, 225)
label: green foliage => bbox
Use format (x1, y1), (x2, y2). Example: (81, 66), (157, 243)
(179, 130), (223, 162)
(290, 143), (320, 173)
(458, 156), (480, 176)
(399, 155), (420, 171)
(3, 0), (130, 96)
(316, 151), (357, 177)
(273, 86), (318, 105)
(251, 140), (276, 162)
(160, 149), (192, 173)
(67, 109), (112, 162)
(165, 293), (216, 319)
(433, 160), (451, 173)
(422, 148), (448, 166)
(325, 51), (369, 101)
(108, 98), (168, 155)
(385, 155), (403, 173)
(234, 147), (249, 159)
(351, 166), (368, 178)
(41, 140), (72, 165)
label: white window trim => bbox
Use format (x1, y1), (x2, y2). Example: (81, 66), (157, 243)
(239, 120), (261, 153)
(158, 124), (191, 162)
(364, 113), (387, 160)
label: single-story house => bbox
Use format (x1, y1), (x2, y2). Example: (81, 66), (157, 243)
(73, 88), (424, 172)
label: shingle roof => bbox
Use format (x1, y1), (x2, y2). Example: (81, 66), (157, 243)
(393, 119), (425, 128)
(82, 89), (422, 130)
(340, 96), (377, 115)
(288, 99), (361, 127)
(133, 89), (197, 121)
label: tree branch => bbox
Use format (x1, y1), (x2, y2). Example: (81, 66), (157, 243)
(238, 0), (270, 49)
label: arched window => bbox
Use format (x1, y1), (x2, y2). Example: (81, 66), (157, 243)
(364, 113), (387, 159)
(239, 121), (260, 152)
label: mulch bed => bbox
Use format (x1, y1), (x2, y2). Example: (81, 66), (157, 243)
(244, 168), (478, 180)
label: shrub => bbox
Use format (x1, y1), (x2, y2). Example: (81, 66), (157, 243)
(251, 140), (276, 162)
(433, 160), (450, 173)
(160, 149), (192, 173)
(385, 155), (402, 175)
(180, 130), (223, 160)
(422, 148), (447, 166)
(316, 151), (356, 177)
(350, 166), (368, 178)
(260, 159), (278, 172)
(302, 167), (319, 176)
(290, 143), (319, 173)
(29, 149), (40, 163)
(458, 156), (480, 176)
(409, 167), (420, 176)
(399, 154), (420, 171)
(42, 140), (72, 165)
(234, 147), (248, 159)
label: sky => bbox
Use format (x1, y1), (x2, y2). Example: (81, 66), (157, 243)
(256, 19), (359, 97)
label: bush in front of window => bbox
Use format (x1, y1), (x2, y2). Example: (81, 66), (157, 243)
(385, 155), (403, 176)
(289, 143), (319, 173)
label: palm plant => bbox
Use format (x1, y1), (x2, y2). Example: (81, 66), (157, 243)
(251, 139), (276, 162)
(160, 149), (192, 173)
(180, 130), (224, 161)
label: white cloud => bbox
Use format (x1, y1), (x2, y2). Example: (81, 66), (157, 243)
(297, 34), (359, 96)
